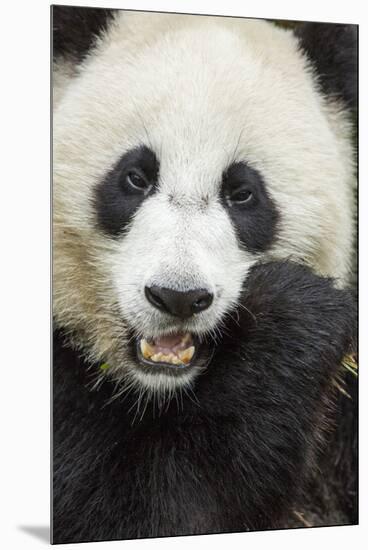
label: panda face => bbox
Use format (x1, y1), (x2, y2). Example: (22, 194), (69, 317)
(53, 13), (356, 395)
(92, 141), (280, 386)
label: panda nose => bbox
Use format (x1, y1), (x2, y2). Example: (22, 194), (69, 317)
(144, 286), (213, 318)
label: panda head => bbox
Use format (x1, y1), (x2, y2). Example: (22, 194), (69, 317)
(53, 9), (357, 395)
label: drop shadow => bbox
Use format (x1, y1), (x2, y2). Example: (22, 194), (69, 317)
(18, 525), (50, 544)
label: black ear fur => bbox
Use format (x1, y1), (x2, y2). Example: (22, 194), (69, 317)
(295, 23), (357, 110)
(52, 5), (116, 61)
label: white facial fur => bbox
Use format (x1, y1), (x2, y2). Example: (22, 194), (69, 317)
(53, 13), (356, 395)
(112, 192), (250, 340)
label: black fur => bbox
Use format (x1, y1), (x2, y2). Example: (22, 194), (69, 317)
(221, 162), (280, 252)
(300, 370), (358, 526)
(295, 23), (358, 110)
(95, 146), (160, 237)
(53, 261), (357, 543)
(52, 5), (116, 61)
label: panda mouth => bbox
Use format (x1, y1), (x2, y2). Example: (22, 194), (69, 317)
(136, 332), (199, 370)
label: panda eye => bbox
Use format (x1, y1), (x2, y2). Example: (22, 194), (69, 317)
(126, 170), (152, 193)
(227, 188), (253, 205)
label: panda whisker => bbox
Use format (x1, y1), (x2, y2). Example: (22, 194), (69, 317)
(106, 376), (136, 407)
(236, 302), (257, 324)
(129, 386), (146, 425)
(182, 384), (200, 409)
(139, 392), (150, 423)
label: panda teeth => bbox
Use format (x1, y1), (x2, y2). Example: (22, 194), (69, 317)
(139, 338), (195, 365)
(151, 353), (182, 365)
(140, 339), (155, 359)
(178, 346), (195, 364)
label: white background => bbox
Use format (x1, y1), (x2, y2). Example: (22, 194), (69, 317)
(1, 0), (366, 548)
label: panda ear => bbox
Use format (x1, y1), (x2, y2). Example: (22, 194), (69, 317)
(52, 5), (116, 62)
(295, 23), (357, 110)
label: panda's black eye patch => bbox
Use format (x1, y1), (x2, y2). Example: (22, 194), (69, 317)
(221, 162), (280, 252)
(95, 145), (159, 237)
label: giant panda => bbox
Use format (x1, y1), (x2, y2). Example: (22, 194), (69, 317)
(52, 7), (358, 544)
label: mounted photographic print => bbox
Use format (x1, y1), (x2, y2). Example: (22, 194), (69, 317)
(52, 5), (358, 544)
